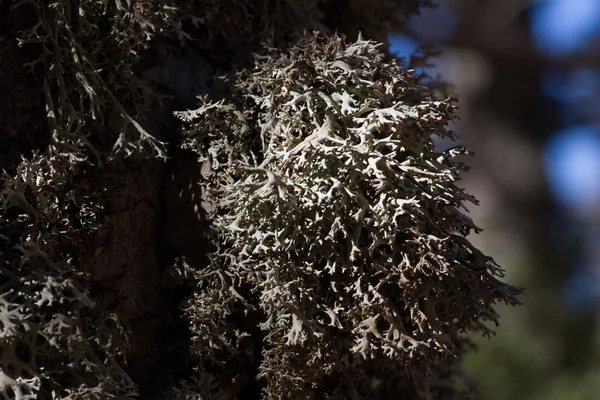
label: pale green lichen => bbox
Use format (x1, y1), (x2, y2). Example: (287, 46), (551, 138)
(0, 1), (171, 398)
(0, 1), (520, 398)
(177, 32), (522, 399)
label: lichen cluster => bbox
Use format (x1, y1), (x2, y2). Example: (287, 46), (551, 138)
(176, 32), (522, 398)
(14, 0), (173, 160)
(0, 152), (134, 398)
(1, 1), (171, 398)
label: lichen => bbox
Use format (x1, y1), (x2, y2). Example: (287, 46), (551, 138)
(177, 32), (522, 399)
(0, 1), (521, 398)
(0, 151), (134, 399)
(0, 1), (173, 398)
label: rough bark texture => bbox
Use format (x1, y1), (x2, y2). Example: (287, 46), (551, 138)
(82, 157), (166, 382)
(80, 51), (216, 384)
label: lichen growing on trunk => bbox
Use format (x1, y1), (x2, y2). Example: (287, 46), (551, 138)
(176, 32), (522, 399)
(0, 1), (522, 399)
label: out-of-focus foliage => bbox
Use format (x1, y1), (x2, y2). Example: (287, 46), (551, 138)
(176, 32), (521, 399)
(169, 0), (435, 58)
